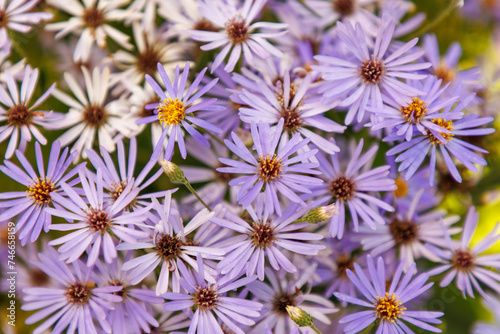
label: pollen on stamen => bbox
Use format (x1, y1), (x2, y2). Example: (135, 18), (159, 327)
(330, 176), (356, 201)
(27, 178), (55, 205)
(258, 154), (283, 182)
(157, 98), (186, 127)
(225, 17), (248, 44)
(427, 118), (454, 144)
(194, 285), (220, 310)
(434, 63), (455, 84)
(66, 282), (91, 305)
(375, 292), (406, 322)
(7, 105), (32, 126)
(86, 208), (111, 233)
(155, 234), (183, 261)
(251, 220), (276, 248)
(400, 97), (428, 124)
(360, 56), (385, 84)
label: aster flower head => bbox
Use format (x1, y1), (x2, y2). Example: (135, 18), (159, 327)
(0, 65), (59, 158)
(334, 255), (444, 333)
(52, 66), (138, 160)
(237, 70), (346, 155)
(46, 0), (140, 61)
(0, 141), (82, 246)
(313, 14), (431, 125)
(387, 108), (495, 186)
(86, 136), (165, 211)
(46, 167), (151, 267)
(427, 206), (500, 298)
(139, 62), (223, 160)
(117, 191), (225, 295)
(309, 139), (396, 239)
(211, 203), (325, 280)
(21, 247), (122, 334)
(0, 0), (52, 49)
(94, 258), (164, 333)
(248, 267), (337, 334)
(218, 118), (323, 215)
(188, 0), (288, 73)
(163, 255), (263, 334)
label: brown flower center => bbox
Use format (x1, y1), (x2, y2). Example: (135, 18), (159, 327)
(336, 254), (355, 278)
(225, 17), (248, 44)
(333, 0), (355, 16)
(427, 118), (454, 144)
(330, 176), (356, 201)
(389, 219), (418, 245)
(156, 234), (183, 261)
(193, 19), (218, 32)
(375, 293), (406, 321)
(272, 292), (297, 315)
(66, 283), (91, 305)
(251, 221), (276, 248)
(360, 56), (385, 84)
(281, 108), (302, 131)
(83, 105), (107, 126)
(194, 285), (219, 310)
(109, 181), (127, 201)
(453, 249), (475, 270)
(86, 208), (111, 233)
(400, 97), (428, 124)
(83, 8), (104, 29)
(7, 105), (33, 126)
(0, 10), (8, 28)
(137, 45), (161, 76)
(27, 178), (55, 205)
(139, 98), (158, 118)
(258, 154), (283, 182)
(109, 280), (126, 298)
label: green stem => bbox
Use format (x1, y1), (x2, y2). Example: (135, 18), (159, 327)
(310, 324), (323, 334)
(410, 0), (464, 39)
(182, 180), (212, 211)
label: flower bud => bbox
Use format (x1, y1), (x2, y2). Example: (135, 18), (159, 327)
(294, 204), (337, 224)
(286, 305), (314, 327)
(161, 160), (187, 183)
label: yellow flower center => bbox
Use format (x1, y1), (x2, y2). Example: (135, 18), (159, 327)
(434, 63), (455, 84)
(427, 118), (454, 144)
(375, 293), (406, 322)
(258, 154), (283, 182)
(157, 98), (185, 127)
(400, 97), (428, 124)
(27, 178), (55, 205)
(393, 178), (408, 198)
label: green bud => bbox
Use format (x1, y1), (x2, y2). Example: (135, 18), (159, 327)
(294, 204), (337, 224)
(160, 160), (187, 183)
(286, 305), (314, 327)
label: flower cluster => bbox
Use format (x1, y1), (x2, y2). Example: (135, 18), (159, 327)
(1, 0), (500, 334)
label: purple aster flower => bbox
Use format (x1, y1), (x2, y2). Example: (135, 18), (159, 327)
(117, 191), (225, 295)
(139, 62), (223, 160)
(368, 76), (462, 141)
(218, 119), (323, 216)
(313, 14), (431, 125)
(0, 65), (59, 158)
(187, 0), (288, 73)
(357, 189), (460, 271)
(308, 139), (396, 239)
(46, 168), (151, 267)
(427, 206), (500, 298)
(237, 70), (346, 155)
(211, 203), (325, 280)
(334, 255), (444, 333)
(0, 141), (82, 246)
(86, 136), (165, 211)
(0, 0), (52, 49)
(94, 258), (164, 333)
(163, 255), (263, 334)
(387, 112), (495, 185)
(21, 247), (122, 334)
(248, 267), (337, 334)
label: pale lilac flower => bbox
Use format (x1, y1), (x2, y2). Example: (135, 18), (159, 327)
(52, 66), (138, 160)
(0, 141), (82, 245)
(218, 119), (323, 215)
(335, 256), (444, 333)
(248, 268), (337, 334)
(309, 139), (396, 239)
(427, 206), (500, 298)
(163, 255), (263, 334)
(117, 191), (225, 295)
(0, 0), (52, 49)
(313, 15), (431, 125)
(46, 168), (150, 267)
(188, 0), (288, 73)
(21, 247), (122, 334)
(139, 62), (223, 160)
(0, 65), (58, 158)
(211, 203), (325, 280)
(94, 258), (164, 334)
